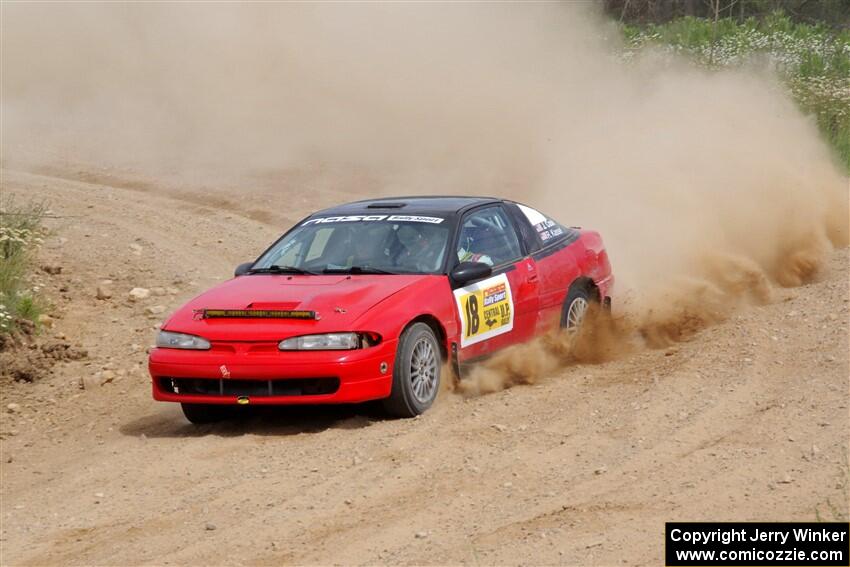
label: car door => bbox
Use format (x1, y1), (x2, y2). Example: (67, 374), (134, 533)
(510, 202), (582, 333)
(451, 204), (539, 362)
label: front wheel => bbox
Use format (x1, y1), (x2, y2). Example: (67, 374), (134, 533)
(383, 323), (441, 417)
(180, 403), (233, 424)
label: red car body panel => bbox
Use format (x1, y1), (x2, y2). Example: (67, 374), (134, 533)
(150, 275), (457, 404)
(162, 274), (428, 342)
(151, 338), (398, 405)
(533, 229), (613, 334)
(149, 198), (613, 408)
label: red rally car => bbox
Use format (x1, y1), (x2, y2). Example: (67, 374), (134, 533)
(149, 197), (614, 423)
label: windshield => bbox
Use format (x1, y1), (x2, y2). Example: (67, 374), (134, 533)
(253, 216), (450, 275)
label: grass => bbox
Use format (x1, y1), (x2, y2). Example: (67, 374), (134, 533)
(0, 196), (48, 334)
(622, 12), (850, 171)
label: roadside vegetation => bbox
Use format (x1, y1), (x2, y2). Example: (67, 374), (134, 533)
(0, 196), (47, 336)
(621, 12), (850, 170)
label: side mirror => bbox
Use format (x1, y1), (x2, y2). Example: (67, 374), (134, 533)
(234, 262), (254, 277)
(450, 261), (492, 286)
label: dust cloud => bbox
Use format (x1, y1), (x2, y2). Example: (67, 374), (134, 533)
(3, 3), (847, 394)
(2, 3), (573, 190)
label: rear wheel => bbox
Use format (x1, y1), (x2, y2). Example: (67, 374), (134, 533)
(561, 283), (595, 331)
(180, 403), (233, 424)
(383, 323), (441, 418)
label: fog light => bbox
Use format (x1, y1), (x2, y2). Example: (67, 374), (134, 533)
(380, 362), (388, 374)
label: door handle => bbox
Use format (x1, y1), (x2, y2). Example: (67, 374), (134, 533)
(525, 260), (538, 282)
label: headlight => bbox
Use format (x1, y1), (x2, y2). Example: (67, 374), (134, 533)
(156, 331), (211, 350)
(279, 332), (360, 351)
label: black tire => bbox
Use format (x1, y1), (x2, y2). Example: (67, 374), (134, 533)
(180, 403), (233, 424)
(382, 323), (442, 418)
(560, 282), (596, 331)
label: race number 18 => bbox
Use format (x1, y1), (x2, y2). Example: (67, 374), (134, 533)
(464, 295), (480, 336)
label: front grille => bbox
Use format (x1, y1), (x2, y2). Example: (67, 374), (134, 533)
(159, 377), (339, 397)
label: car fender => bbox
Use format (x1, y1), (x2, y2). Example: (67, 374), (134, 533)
(577, 230), (614, 300)
(353, 275), (458, 357)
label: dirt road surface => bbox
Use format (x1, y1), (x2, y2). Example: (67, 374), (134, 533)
(1, 168), (848, 566)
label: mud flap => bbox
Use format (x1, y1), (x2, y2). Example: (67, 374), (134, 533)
(452, 342), (497, 382)
(451, 342), (462, 382)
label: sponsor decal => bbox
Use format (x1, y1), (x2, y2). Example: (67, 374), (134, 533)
(302, 215), (444, 226)
(482, 283), (507, 307)
(303, 215), (388, 225)
(519, 205), (564, 241)
(386, 215), (444, 224)
(198, 309), (318, 320)
(453, 273), (514, 348)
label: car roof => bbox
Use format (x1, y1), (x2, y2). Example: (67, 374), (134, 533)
(313, 196), (502, 217)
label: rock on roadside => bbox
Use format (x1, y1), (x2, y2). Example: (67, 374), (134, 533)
(128, 288), (150, 301)
(96, 283), (113, 300)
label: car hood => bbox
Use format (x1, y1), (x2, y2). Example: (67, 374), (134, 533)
(164, 274), (426, 342)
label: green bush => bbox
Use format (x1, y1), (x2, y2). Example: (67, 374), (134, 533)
(622, 12), (850, 170)
(0, 197), (48, 334)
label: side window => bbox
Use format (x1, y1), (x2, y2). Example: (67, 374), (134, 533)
(505, 203), (540, 253)
(456, 206), (522, 267)
(516, 204), (568, 246)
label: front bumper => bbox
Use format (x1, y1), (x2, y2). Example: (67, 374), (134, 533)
(149, 338), (397, 405)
